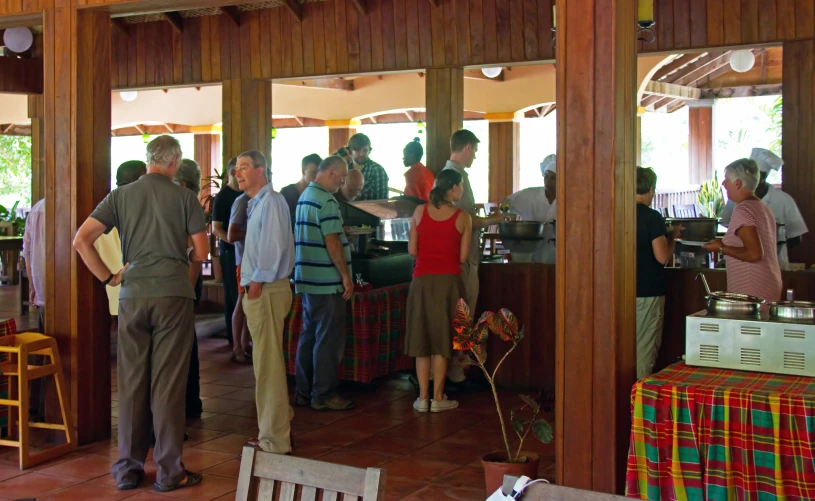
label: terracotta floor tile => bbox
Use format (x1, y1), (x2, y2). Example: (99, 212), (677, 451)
(213, 374), (256, 388)
(201, 458), (241, 479)
(318, 449), (399, 468)
(200, 397), (253, 415)
(184, 429), (229, 448)
(298, 426), (377, 448)
(290, 407), (352, 426)
(38, 454), (115, 480)
(385, 476), (427, 501)
(37, 481), (136, 501)
(432, 466), (487, 490)
(178, 448), (236, 472)
(0, 465), (27, 482)
(192, 434), (255, 455)
(150, 473), (237, 501)
(408, 441), (490, 466)
(440, 428), (505, 448)
(0, 472), (81, 499)
(380, 457), (462, 483)
(344, 435), (431, 456)
(224, 403), (257, 418)
(210, 493), (237, 501)
(121, 492), (175, 501)
(400, 484), (484, 501)
(198, 384), (241, 398)
(218, 387), (257, 402)
(330, 414), (405, 435)
(27, 451), (90, 471)
(379, 420), (461, 442)
(190, 414), (257, 433)
(290, 443), (336, 459)
(96, 444), (154, 462)
(90, 459), (157, 489)
(290, 420), (322, 436)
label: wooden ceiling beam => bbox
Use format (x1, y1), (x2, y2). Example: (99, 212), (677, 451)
(651, 53), (701, 82)
(666, 99), (687, 113)
(162, 123), (174, 133)
(463, 69), (504, 81)
(161, 11), (183, 34)
(700, 83), (783, 99)
(282, 78), (354, 90)
(283, 0), (303, 22)
(542, 104), (556, 117)
(643, 81), (701, 100)
(404, 110), (415, 121)
(111, 18), (130, 37)
(222, 6), (241, 27)
(350, 0), (367, 15)
(132, 124), (144, 134)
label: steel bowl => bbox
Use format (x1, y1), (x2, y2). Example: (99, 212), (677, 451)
(770, 301), (815, 321)
(499, 221), (544, 240)
(705, 292), (765, 316)
(665, 217), (719, 242)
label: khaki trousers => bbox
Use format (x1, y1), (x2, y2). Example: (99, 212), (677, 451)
(242, 278), (294, 454)
(636, 296), (666, 379)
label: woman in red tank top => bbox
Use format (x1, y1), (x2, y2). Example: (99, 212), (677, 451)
(405, 169), (473, 413)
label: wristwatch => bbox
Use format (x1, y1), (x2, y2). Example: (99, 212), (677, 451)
(102, 273), (114, 285)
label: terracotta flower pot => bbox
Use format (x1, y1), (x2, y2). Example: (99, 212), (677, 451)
(481, 451), (539, 494)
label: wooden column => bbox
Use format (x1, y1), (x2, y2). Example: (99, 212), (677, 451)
(194, 133), (221, 200)
(425, 68), (464, 174)
(688, 106), (713, 184)
(222, 79), (272, 171)
(555, 0), (638, 493)
(43, 7), (112, 445)
(486, 113), (521, 202)
(28, 95), (45, 204)
(783, 39), (815, 266)
(326, 120), (358, 155)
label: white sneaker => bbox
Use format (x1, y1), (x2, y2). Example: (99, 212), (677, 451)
(430, 395), (459, 413)
(413, 398), (430, 413)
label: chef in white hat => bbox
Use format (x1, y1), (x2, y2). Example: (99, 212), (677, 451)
(721, 148), (807, 270)
(500, 154), (557, 263)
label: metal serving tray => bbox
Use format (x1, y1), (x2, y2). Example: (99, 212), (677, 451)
(686, 310), (815, 377)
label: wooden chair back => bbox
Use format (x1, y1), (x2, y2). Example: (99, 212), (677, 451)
(672, 204), (697, 218)
(501, 476), (629, 500)
(236, 446), (386, 501)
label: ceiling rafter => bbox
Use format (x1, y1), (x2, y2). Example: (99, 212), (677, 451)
(283, 0), (303, 21)
(161, 12), (184, 34)
(222, 6), (241, 27)
(350, 0), (367, 15)
(111, 18), (130, 37)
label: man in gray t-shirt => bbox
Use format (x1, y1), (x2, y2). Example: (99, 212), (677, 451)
(74, 135), (208, 492)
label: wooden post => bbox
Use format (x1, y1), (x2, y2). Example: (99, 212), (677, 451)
(782, 39), (815, 266)
(486, 112), (521, 202)
(28, 95), (45, 204)
(555, 0), (638, 493)
(688, 106), (713, 184)
(425, 68), (464, 174)
(326, 120), (359, 156)
(222, 79), (272, 174)
(43, 7), (112, 445)
(194, 133), (221, 200)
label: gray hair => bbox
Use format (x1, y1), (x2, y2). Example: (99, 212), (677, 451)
(146, 135), (182, 168)
(175, 158), (202, 196)
(724, 158), (760, 192)
(238, 150), (270, 181)
(318, 155), (347, 172)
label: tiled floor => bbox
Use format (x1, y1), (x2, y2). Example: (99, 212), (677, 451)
(0, 327), (554, 500)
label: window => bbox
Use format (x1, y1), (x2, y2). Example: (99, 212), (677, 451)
(270, 127), (329, 191)
(356, 122), (425, 194)
(640, 108), (690, 189)
(111, 133), (195, 190)
(519, 112), (557, 190)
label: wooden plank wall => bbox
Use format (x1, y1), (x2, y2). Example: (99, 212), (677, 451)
(328, 128), (354, 156)
(221, 78), (272, 176)
(28, 94), (45, 203)
(487, 121), (520, 202)
(0, 55), (42, 93)
(688, 106), (713, 184)
(105, 0), (815, 90)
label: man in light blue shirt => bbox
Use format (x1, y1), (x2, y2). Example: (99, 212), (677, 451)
(235, 150), (295, 455)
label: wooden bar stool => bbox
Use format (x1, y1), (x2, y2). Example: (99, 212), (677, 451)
(0, 332), (75, 469)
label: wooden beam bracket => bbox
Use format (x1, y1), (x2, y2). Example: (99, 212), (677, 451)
(350, 0), (367, 15)
(699, 83), (783, 100)
(222, 6), (241, 27)
(161, 12), (184, 34)
(110, 18), (130, 37)
(283, 0), (303, 22)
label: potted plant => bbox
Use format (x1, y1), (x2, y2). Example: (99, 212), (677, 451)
(697, 171), (725, 218)
(452, 299), (553, 493)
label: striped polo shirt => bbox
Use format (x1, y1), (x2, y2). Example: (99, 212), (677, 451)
(294, 182), (352, 294)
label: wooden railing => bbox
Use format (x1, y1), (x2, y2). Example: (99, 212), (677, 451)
(653, 185), (701, 216)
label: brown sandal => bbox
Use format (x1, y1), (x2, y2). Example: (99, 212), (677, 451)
(154, 470), (202, 492)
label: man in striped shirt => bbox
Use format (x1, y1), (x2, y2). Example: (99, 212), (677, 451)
(293, 155), (356, 412)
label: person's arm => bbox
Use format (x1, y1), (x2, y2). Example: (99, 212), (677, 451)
(472, 212), (502, 230)
(651, 236), (675, 265)
(459, 213), (473, 264)
(212, 221), (229, 242)
(227, 224), (246, 244)
(74, 218), (128, 286)
(325, 234), (353, 300)
(408, 205), (421, 258)
(227, 197), (247, 243)
(703, 226), (764, 262)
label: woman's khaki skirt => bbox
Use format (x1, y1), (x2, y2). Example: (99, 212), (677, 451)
(405, 273), (464, 358)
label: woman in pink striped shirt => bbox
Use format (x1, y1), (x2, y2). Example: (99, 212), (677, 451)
(703, 158), (782, 302)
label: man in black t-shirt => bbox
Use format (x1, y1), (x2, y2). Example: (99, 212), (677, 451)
(212, 158), (242, 347)
(635, 167), (681, 379)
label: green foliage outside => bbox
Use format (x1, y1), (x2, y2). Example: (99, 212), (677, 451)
(0, 135), (32, 209)
(763, 96), (783, 157)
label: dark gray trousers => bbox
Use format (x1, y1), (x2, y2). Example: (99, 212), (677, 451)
(295, 293), (347, 404)
(111, 296), (194, 487)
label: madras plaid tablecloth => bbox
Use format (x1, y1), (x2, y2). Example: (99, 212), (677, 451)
(626, 363), (815, 500)
(282, 283), (413, 383)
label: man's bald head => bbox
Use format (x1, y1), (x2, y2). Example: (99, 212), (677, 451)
(340, 168), (365, 201)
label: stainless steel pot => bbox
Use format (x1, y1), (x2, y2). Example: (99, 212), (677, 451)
(705, 292), (765, 316)
(665, 217), (719, 241)
(770, 301), (815, 320)
(499, 221), (544, 240)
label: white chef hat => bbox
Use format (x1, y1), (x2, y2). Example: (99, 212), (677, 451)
(749, 148), (783, 173)
(540, 154), (557, 175)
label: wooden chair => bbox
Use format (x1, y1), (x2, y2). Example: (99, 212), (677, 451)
(0, 332), (75, 469)
(672, 204), (697, 218)
(501, 476), (629, 500)
(236, 446), (386, 501)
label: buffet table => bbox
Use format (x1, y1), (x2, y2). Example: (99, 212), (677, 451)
(625, 363), (815, 500)
(282, 283), (413, 383)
